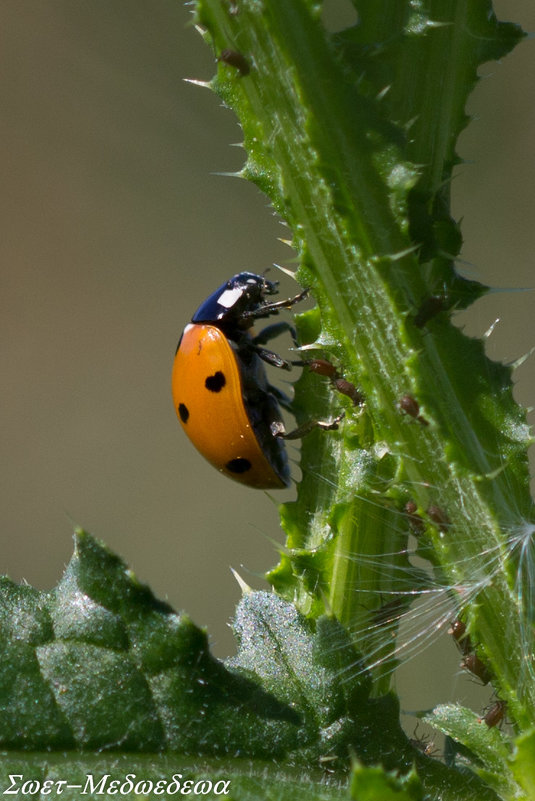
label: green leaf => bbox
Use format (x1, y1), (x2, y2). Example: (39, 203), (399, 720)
(350, 763), (423, 801)
(0, 531), (300, 756)
(191, 1), (533, 796)
(228, 591), (379, 759)
(0, 580), (72, 749)
(425, 704), (522, 799)
(0, 753), (350, 801)
(228, 591), (499, 800)
(0, 535), (506, 799)
(509, 728), (535, 800)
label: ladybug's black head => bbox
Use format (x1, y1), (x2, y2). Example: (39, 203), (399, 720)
(192, 272), (279, 329)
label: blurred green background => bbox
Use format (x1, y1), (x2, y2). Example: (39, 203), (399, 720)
(1, 1), (533, 719)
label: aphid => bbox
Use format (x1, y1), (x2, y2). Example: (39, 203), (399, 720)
(306, 358), (338, 379)
(218, 48), (250, 76)
(333, 377), (364, 405)
(413, 294), (447, 328)
(461, 652), (492, 685)
(448, 618), (472, 655)
(399, 394), (429, 426)
(427, 504), (451, 531)
(479, 700), (506, 728)
(404, 500), (425, 535)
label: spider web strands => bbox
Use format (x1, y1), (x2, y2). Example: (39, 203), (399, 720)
(332, 534), (530, 682)
(286, 465), (535, 690)
(506, 520), (535, 686)
(340, 532), (535, 681)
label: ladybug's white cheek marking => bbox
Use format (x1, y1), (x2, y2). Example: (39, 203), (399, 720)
(217, 287), (243, 308)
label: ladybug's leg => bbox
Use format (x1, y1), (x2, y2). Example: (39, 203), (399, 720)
(251, 322), (302, 370)
(252, 321), (297, 347)
(242, 287), (309, 320)
(267, 384), (292, 412)
(253, 346), (304, 371)
(271, 411), (345, 440)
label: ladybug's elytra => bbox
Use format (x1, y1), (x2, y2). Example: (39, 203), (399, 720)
(172, 272), (310, 489)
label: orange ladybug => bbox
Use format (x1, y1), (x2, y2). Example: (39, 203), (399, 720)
(172, 272), (307, 488)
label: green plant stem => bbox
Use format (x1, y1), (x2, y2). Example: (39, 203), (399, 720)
(196, 0), (533, 730)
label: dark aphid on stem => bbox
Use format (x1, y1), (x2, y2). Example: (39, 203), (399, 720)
(306, 358), (338, 379)
(461, 652), (492, 685)
(413, 294), (447, 328)
(427, 504), (451, 531)
(404, 500), (425, 535)
(333, 377), (364, 405)
(218, 49), (250, 76)
(399, 394), (429, 426)
(479, 700), (506, 728)
(448, 618), (472, 655)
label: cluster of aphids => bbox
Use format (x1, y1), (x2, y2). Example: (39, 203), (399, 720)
(398, 394), (428, 426)
(403, 500), (451, 538)
(449, 618), (506, 728)
(305, 357), (364, 406)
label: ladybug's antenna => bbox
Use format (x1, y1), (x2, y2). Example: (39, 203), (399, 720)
(260, 268), (279, 292)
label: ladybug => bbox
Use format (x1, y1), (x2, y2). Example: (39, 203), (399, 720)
(171, 272), (309, 489)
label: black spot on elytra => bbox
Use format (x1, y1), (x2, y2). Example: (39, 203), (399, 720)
(226, 458), (252, 474)
(178, 403), (189, 423)
(205, 371), (226, 392)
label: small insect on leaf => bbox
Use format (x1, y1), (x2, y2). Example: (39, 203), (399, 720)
(333, 378), (364, 406)
(461, 652), (492, 685)
(413, 294), (447, 328)
(404, 500), (425, 535)
(218, 49), (250, 76)
(479, 700), (506, 728)
(306, 358), (338, 379)
(427, 504), (451, 531)
(410, 723), (439, 758)
(448, 618), (472, 655)
(399, 394), (429, 426)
